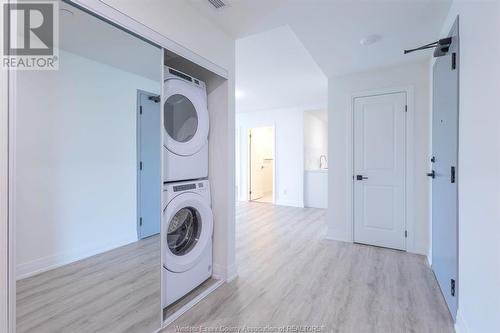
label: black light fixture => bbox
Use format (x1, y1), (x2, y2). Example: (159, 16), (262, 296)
(404, 37), (452, 57)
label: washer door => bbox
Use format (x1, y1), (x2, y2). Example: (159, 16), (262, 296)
(163, 79), (209, 156)
(163, 192), (213, 273)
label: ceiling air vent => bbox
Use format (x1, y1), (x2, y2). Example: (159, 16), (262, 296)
(208, 0), (227, 9)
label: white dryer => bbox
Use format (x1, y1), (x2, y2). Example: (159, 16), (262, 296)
(163, 66), (209, 182)
(162, 179), (213, 308)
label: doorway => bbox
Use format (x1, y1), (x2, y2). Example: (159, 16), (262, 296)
(353, 91), (407, 250)
(248, 127), (275, 203)
(137, 90), (161, 239)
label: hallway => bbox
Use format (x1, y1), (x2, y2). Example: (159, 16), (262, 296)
(165, 202), (454, 332)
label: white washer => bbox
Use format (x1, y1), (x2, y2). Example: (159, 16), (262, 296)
(163, 66), (209, 182)
(162, 179), (213, 308)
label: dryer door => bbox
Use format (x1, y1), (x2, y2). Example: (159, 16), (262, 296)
(163, 192), (213, 273)
(163, 79), (209, 156)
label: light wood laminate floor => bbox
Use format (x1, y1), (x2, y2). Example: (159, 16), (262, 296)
(253, 192), (273, 204)
(17, 235), (161, 333)
(163, 202), (454, 333)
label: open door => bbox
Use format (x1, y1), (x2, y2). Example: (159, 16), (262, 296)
(248, 127), (274, 203)
(137, 91), (161, 239)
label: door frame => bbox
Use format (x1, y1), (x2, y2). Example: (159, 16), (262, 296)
(348, 86), (416, 252)
(247, 126), (276, 203)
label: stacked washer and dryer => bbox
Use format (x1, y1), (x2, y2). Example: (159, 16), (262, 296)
(162, 67), (213, 308)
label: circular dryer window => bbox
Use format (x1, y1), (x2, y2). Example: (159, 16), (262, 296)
(167, 207), (202, 256)
(164, 94), (199, 143)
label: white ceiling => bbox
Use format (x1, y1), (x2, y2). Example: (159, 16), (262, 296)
(189, 0), (451, 113)
(236, 26), (327, 112)
(59, 3), (161, 82)
(190, 0), (452, 77)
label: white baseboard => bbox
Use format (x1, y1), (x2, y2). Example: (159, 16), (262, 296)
(211, 263), (226, 280)
(225, 263), (238, 282)
(325, 233), (350, 243)
(425, 254), (432, 267)
(162, 279), (224, 329)
(407, 247), (429, 256)
(16, 235), (138, 280)
(212, 263), (238, 282)
(325, 236), (344, 242)
(454, 309), (470, 333)
(274, 200), (304, 208)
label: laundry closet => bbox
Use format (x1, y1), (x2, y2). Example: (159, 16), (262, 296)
(10, 1), (233, 332)
(161, 50), (231, 323)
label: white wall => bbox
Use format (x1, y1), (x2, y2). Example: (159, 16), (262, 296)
(437, 2), (500, 332)
(236, 108), (304, 207)
(304, 111), (328, 170)
(304, 111), (328, 209)
(15, 50), (160, 278)
(100, 0), (233, 72)
(328, 61), (431, 255)
(206, 74), (236, 280)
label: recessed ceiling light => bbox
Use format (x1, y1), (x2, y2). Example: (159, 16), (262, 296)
(360, 34), (382, 46)
(59, 8), (74, 17)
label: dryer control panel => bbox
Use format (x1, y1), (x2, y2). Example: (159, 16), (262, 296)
(173, 183), (196, 192)
(172, 182), (206, 193)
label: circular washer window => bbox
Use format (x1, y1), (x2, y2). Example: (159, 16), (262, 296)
(164, 94), (199, 143)
(167, 207), (202, 256)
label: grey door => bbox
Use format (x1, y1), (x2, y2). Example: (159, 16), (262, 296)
(431, 18), (459, 320)
(138, 91), (161, 239)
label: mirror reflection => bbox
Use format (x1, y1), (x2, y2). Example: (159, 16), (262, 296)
(15, 2), (162, 332)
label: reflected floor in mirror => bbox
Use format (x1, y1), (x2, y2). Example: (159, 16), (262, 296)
(16, 235), (161, 333)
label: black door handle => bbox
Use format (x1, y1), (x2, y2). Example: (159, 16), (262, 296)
(427, 170), (436, 178)
(451, 166), (455, 183)
(356, 175), (368, 180)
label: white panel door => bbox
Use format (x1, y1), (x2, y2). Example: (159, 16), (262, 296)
(353, 92), (406, 250)
(138, 91), (161, 239)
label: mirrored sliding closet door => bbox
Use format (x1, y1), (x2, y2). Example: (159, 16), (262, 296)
(14, 2), (162, 332)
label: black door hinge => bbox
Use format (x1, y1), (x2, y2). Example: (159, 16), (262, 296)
(140, 161), (143, 170)
(405, 230), (408, 238)
(139, 217), (143, 226)
(139, 106), (143, 114)
(451, 279), (456, 296)
(451, 52), (457, 70)
(405, 105), (408, 112)
(148, 95), (161, 103)
(451, 166), (456, 183)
